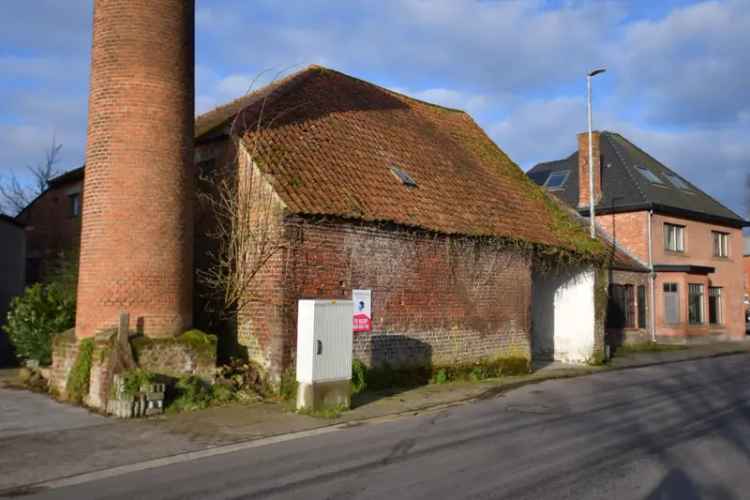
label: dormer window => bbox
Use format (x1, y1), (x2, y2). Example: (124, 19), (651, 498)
(390, 166), (417, 188)
(636, 165), (664, 184)
(543, 170), (569, 190)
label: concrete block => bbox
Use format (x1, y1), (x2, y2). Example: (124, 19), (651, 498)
(297, 379), (351, 412)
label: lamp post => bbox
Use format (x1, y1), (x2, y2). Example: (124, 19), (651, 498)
(587, 68), (606, 239)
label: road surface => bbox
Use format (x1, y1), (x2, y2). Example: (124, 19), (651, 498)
(11, 354), (750, 499)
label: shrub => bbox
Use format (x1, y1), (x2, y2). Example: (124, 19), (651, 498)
(117, 369), (159, 398)
(4, 283), (76, 365)
(279, 366), (298, 401)
(434, 369), (448, 384)
(171, 376), (214, 412)
(351, 359), (368, 395)
(65, 339), (94, 403)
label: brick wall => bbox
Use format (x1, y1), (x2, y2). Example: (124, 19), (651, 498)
(237, 215), (534, 379)
(596, 211), (650, 263)
(76, 0), (195, 339)
(577, 131), (602, 209)
(16, 180), (81, 284)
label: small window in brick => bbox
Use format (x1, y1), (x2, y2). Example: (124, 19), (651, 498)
(712, 231), (729, 258)
(664, 223), (685, 252)
(688, 283), (705, 325)
(607, 284), (635, 329)
(69, 193), (81, 217)
(390, 166), (417, 188)
(637, 285), (647, 329)
(708, 287), (723, 325)
(663, 283), (680, 324)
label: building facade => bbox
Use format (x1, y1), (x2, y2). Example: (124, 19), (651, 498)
(529, 131), (748, 343)
(15, 167), (83, 285)
(0, 215), (25, 366)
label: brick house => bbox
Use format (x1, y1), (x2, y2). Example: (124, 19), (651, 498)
(528, 131), (749, 343)
(193, 66), (607, 374)
(15, 167), (84, 284)
(21, 66), (609, 375)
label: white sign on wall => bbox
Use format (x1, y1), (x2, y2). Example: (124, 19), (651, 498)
(352, 289), (372, 332)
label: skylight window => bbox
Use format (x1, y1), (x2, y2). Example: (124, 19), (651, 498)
(543, 170), (569, 190)
(390, 166), (417, 188)
(665, 173), (691, 190)
(635, 166), (664, 184)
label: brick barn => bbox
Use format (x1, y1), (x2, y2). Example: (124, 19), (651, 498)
(193, 66), (606, 377)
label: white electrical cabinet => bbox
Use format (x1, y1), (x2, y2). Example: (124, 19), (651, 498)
(296, 299), (353, 384)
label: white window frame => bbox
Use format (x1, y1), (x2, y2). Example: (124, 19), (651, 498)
(688, 283), (705, 325)
(712, 231), (729, 258)
(543, 170), (570, 190)
(664, 223), (685, 252)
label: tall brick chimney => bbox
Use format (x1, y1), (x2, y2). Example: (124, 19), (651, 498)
(577, 131), (602, 209)
(76, 0), (195, 338)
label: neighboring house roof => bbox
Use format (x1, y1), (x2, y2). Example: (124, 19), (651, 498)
(528, 131), (748, 228)
(548, 192), (648, 273)
(48, 166), (85, 188)
(232, 65), (596, 252)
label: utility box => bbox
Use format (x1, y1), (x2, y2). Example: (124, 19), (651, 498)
(296, 299), (353, 411)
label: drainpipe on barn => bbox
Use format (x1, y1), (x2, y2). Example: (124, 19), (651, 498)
(648, 209), (657, 342)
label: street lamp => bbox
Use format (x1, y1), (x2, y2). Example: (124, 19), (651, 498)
(587, 67), (606, 239)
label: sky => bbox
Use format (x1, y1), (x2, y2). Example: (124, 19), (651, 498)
(1, 0), (748, 222)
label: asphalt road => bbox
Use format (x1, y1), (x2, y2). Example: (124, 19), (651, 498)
(14, 354), (750, 500)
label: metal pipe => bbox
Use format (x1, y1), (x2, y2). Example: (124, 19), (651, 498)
(648, 209), (656, 341)
(586, 68), (605, 239)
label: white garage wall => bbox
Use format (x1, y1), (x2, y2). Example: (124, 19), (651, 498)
(532, 266), (596, 364)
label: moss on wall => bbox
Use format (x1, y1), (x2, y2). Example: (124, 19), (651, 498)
(65, 338), (94, 403)
(131, 330), (217, 380)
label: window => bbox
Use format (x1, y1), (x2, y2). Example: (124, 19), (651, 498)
(664, 223), (685, 252)
(688, 284), (704, 325)
(390, 166), (417, 188)
(69, 193), (81, 217)
(663, 283), (680, 324)
(708, 287), (723, 325)
(607, 284), (635, 329)
(665, 173), (691, 191)
(712, 231), (729, 257)
(544, 170), (569, 190)
(637, 285), (647, 329)
(636, 166), (664, 184)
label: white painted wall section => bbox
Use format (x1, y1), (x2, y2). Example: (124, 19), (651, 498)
(532, 266), (596, 364)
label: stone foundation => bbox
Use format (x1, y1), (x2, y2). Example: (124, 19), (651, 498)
(131, 331), (217, 381)
(49, 329), (79, 398)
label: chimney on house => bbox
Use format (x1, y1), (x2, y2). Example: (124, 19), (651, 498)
(577, 131), (602, 210)
(75, 0), (195, 338)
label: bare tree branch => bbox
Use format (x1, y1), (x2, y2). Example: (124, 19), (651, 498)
(0, 135), (63, 215)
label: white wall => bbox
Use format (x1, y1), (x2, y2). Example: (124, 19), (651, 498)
(532, 266), (596, 364)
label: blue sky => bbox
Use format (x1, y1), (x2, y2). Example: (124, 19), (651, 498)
(1, 0), (748, 221)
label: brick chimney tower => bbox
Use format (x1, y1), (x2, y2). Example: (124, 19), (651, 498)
(76, 0), (195, 338)
(577, 131), (602, 209)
